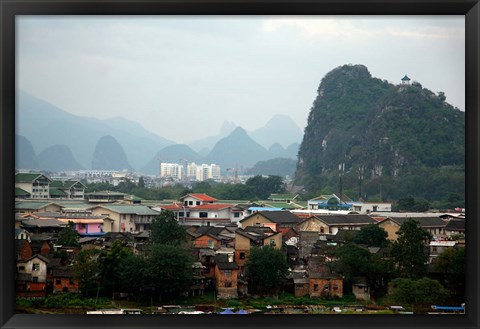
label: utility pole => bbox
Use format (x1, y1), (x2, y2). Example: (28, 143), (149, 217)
(357, 165), (364, 200)
(338, 163), (345, 203)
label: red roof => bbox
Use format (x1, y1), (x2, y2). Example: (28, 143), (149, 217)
(185, 194), (218, 202)
(190, 204), (233, 211)
(160, 203), (182, 211)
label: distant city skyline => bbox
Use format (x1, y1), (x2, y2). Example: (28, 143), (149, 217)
(17, 16), (465, 144)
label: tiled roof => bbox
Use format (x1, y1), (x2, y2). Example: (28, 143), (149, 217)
(15, 173), (51, 183)
(246, 211), (302, 224)
(16, 201), (57, 210)
(190, 204), (233, 210)
(15, 187), (31, 196)
(21, 219), (66, 228)
(92, 204), (160, 215)
(445, 219), (465, 231)
(181, 194), (218, 202)
(386, 217), (447, 228)
(158, 204), (182, 211)
(268, 193), (298, 201)
(313, 214), (377, 225)
(85, 190), (126, 196)
(49, 188), (67, 196)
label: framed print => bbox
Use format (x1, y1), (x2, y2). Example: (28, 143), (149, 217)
(1, 1), (479, 329)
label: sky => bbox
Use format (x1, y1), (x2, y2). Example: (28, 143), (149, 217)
(17, 16), (465, 144)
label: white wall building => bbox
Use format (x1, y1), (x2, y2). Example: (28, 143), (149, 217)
(160, 163), (183, 180)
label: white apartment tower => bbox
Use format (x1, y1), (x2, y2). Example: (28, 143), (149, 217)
(160, 163), (183, 179)
(184, 163), (221, 181)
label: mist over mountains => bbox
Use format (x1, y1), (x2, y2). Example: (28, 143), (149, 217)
(16, 91), (303, 174)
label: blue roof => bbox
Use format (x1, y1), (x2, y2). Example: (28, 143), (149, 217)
(432, 305), (464, 311)
(248, 207), (284, 212)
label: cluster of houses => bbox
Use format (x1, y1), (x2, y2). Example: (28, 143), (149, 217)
(14, 172), (465, 301)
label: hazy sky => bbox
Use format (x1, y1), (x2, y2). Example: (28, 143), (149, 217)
(17, 16), (465, 144)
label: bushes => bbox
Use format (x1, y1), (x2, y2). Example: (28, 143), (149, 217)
(17, 293), (111, 310)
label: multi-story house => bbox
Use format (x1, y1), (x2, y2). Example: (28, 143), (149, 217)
(15, 173), (52, 199)
(296, 214), (378, 235)
(89, 204), (161, 233)
(49, 180), (86, 199)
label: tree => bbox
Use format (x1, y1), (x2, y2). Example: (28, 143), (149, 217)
(150, 211), (187, 246)
(118, 253), (149, 295)
(434, 247), (465, 300)
(99, 240), (132, 296)
(73, 249), (102, 297)
(245, 175), (285, 200)
(145, 244), (193, 302)
(354, 224), (389, 247)
(245, 246), (289, 295)
(389, 277), (449, 306)
(57, 221), (80, 247)
(138, 176), (145, 188)
(396, 196), (430, 212)
(391, 220), (432, 278)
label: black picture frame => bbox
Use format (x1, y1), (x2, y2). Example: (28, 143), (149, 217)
(1, 1), (479, 328)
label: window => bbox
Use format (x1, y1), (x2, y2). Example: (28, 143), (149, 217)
(234, 212), (240, 218)
(69, 279), (75, 285)
(184, 201), (188, 206)
(296, 284), (304, 290)
(320, 227), (324, 233)
(224, 270), (232, 277)
(186, 212), (190, 218)
(323, 284), (330, 291)
(32, 277), (38, 283)
(225, 282), (232, 287)
(79, 224), (86, 229)
(199, 212), (208, 218)
(18, 266), (25, 271)
(333, 284), (339, 291)
(178, 212), (185, 217)
(32, 263), (40, 271)
(270, 239), (276, 246)
(373, 206), (378, 212)
(122, 214), (126, 220)
(189, 201), (193, 206)
(313, 284), (319, 291)
(56, 279), (61, 285)
(196, 201), (200, 205)
(239, 252), (245, 260)
(208, 240), (214, 248)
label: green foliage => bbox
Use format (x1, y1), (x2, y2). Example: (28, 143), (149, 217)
(389, 277), (449, 306)
(99, 240), (133, 296)
(73, 249), (102, 297)
(396, 196), (430, 212)
(145, 244), (193, 302)
(391, 220), (432, 278)
(247, 158), (297, 177)
(295, 64), (464, 206)
(353, 224), (389, 247)
(57, 221), (80, 247)
(245, 175), (285, 200)
(245, 246), (289, 295)
(434, 247), (466, 295)
(138, 176), (145, 188)
(150, 211), (187, 246)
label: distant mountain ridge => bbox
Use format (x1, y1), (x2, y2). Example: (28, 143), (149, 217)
(17, 91), (175, 170)
(16, 91), (301, 173)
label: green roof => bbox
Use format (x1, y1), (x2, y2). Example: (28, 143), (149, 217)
(401, 75), (411, 81)
(15, 173), (51, 183)
(268, 194), (298, 201)
(263, 202), (303, 209)
(51, 180), (86, 189)
(15, 201), (56, 210)
(94, 204), (161, 215)
(85, 191), (126, 197)
(15, 187), (31, 197)
(49, 188), (67, 196)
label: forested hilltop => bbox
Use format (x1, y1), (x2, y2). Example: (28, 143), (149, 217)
(295, 64), (464, 208)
